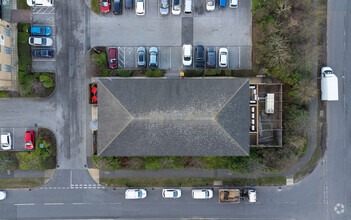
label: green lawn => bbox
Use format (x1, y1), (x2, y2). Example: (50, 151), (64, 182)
(0, 178), (44, 188)
(91, 0), (101, 15)
(0, 91), (9, 98)
(100, 177), (286, 187)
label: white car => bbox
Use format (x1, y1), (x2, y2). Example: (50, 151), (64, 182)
(229, 0), (238, 8)
(192, 189), (213, 199)
(27, 0), (54, 6)
(0, 191), (6, 200)
(125, 189), (147, 199)
(162, 189), (181, 199)
(1, 133), (12, 150)
(206, 0), (215, 11)
(218, 47), (228, 68)
(172, 0), (181, 15)
(136, 0), (145, 16)
(28, 37), (53, 47)
(182, 44), (192, 66)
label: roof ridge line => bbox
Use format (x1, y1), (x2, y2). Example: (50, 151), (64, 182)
(97, 80), (134, 155)
(213, 79), (249, 119)
(213, 120), (249, 156)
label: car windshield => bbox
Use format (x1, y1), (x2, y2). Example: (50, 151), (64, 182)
(173, 191), (178, 197)
(138, 191), (142, 198)
(207, 0), (214, 6)
(138, 54), (144, 61)
(102, 1), (108, 7)
(137, 0), (143, 2)
(25, 142), (32, 146)
(161, 3), (168, 8)
(110, 59), (116, 64)
(184, 56), (191, 61)
(42, 38), (46, 44)
(174, 5), (180, 10)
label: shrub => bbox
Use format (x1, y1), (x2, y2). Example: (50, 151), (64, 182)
(0, 152), (17, 170)
(0, 91), (9, 98)
(92, 52), (107, 67)
(117, 69), (132, 77)
(183, 70), (204, 77)
(101, 68), (111, 77)
(146, 70), (164, 77)
(204, 69), (221, 76)
(92, 156), (121, 170)
(17, 136), (54, 170)
(144, 157), (162, 170)
(39, 73), (55, 88)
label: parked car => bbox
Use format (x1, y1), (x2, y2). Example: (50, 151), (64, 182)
(108, 48), (118, 69)
(162, 189), (181, 199)
(206, 0), (215, 11)
(33, 49), (54, 58)
(137, 47), (146, 67)
(113, 0), (122, 14)
(229, 0), (238, 8)
(184, 0), (192, 14)
(149, 47), (158, 70)
(27, 0), (54, 7)
(206, 47), (216, 68)
(0, 191), (6, 200)
(192, 189), (213, 199)
(0, 133), (12, 150)
(160, 0), (169, 15)
(100, 0), (111, 13)
(28, 37), (53, 47)
(125, 189), (147, 199)
(218, 47), (228, 68)
(218, 0), (226, 8)
(172, 0), (181, 15)
(182, 44), (192, 66)
(125, 0), (133, 9)
(136, 0), (145, 15)
(195, 45), (205, 68)
(25, 130), (35, 150)
(30, 26), (51, 36)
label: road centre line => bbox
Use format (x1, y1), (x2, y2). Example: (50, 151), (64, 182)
(14, 203), (35, 206)
(44, 203), (64, 206)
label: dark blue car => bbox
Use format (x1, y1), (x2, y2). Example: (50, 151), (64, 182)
(30, 27), (52, 36)
(33, 49), (54, 58)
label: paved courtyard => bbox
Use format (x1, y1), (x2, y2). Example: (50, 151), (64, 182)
(90, 0), (252, 69)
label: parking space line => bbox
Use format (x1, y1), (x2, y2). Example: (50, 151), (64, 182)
(239, 47), (241, 69)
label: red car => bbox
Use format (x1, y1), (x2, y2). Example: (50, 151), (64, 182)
(100, 0), (111, 13)
(108, 48), (118, 69)
(25, 130), (35, 150)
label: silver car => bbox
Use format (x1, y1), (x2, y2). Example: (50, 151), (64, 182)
(160, 0), (169, 15)
(149, 47), (158, 70)
(137, 47), (146, 68)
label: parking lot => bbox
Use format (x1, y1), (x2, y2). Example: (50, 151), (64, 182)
(90, 0), (252, 69)
(31, 6), (57, 73)
(0, 127), (37, 151)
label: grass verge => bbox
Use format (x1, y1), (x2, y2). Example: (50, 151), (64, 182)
(91, 0), (100, 15)
(100, 177), (286, 187)
(0, 178), (44, 188)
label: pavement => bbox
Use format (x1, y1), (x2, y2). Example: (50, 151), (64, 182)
(0, 0), (349, 219)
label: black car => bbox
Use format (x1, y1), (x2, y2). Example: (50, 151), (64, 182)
(206, 47), (216, 68)
(195, 45), (205, 68)
(113, 0), (122, 15)
(32, 49), (54, 58)
(125, 0), (133, 9)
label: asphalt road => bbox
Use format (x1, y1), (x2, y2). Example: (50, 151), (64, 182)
(0, 0), (350, 219)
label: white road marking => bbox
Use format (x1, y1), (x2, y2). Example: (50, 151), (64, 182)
(44, 203), (64, 206)
(14, 203), (35, 206)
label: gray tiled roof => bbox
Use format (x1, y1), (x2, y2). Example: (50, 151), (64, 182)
(97, 78), (250, 156)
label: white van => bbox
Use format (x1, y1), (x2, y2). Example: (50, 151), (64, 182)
(27, 0), (54, 6)
(184, 0), (192, 14)
(192, 189), (213, 199)
(229, 0), (238, 8)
